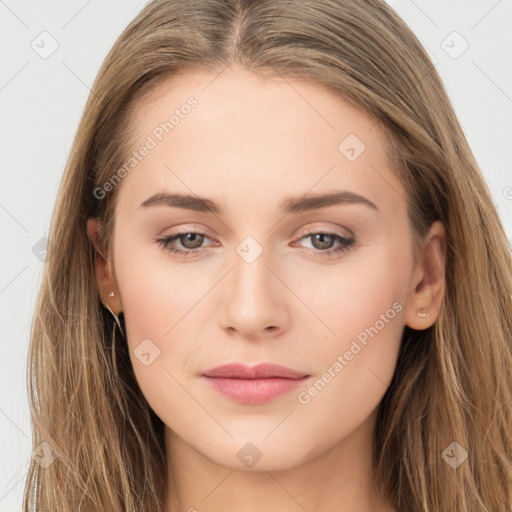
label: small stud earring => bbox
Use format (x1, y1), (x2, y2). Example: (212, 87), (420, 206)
(417, 308), (430, 318)
(104, 292), (124, 336)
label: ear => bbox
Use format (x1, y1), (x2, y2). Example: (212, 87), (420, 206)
(86, 218), (123, 314)
(404, 220), (446, 330)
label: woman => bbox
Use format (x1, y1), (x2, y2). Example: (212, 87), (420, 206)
(23, 0), (512, 511)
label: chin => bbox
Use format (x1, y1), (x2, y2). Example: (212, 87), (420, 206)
(196, 435), (315, 472)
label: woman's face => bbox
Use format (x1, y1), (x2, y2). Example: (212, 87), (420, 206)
(94, 65), (435, 471)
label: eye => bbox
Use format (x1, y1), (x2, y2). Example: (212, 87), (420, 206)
(294, 231), (355, 258)
(155, 229), (213, 257)
(155, 228), (356, 259)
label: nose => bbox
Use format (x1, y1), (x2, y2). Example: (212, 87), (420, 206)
(218, 245), (289, 340)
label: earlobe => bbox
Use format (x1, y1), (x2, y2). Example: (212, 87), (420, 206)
(404, 221), (447, 330)
(86, 218), (123, 314)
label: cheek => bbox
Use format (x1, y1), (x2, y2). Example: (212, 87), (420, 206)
(311, 245), (407, 347)
(291, 270), (405, 453)
(115, 267), (201, 429)
(112, 236), (225, 419)
(114, 229), (210, 342)
(299, 246), (407, 409)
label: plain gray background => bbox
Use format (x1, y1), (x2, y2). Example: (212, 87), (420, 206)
(0, 1), (511, 510)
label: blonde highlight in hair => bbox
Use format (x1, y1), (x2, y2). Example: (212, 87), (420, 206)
(23, 1), (512, 510)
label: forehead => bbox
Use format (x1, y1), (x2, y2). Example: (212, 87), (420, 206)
(117, 66), (406, 220)
(129, 66), (384, 149)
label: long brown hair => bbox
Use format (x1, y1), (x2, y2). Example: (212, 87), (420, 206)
(23, 0), (512, 510)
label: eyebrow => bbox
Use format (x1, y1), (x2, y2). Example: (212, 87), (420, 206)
(139, 190), (379, 214)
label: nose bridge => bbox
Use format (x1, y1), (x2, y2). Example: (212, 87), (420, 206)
(219, 232), (287, 336)
(232, 233), (275, 305)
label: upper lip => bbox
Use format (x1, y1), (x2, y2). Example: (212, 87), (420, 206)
(202, 363), (309, 380)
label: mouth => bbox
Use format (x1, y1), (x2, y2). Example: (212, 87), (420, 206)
(201, 363), (311, 404)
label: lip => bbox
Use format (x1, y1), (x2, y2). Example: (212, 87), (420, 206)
(201, 363), (311, 404)
(203, 362), (308, 379)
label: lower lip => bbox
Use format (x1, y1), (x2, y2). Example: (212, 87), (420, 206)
(202, 376), (310, 404)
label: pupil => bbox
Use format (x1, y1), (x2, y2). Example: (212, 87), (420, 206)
(314, 233), (332, 249)
(183, 233), (202, 249)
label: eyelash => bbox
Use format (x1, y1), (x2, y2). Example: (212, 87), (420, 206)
(155, 228), (355, 259)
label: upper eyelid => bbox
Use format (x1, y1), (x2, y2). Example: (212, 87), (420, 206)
(163, 222), (353, 239)
(161, 226), (354, 240)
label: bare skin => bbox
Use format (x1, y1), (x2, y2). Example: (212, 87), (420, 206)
(87, 64), (446, 512)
